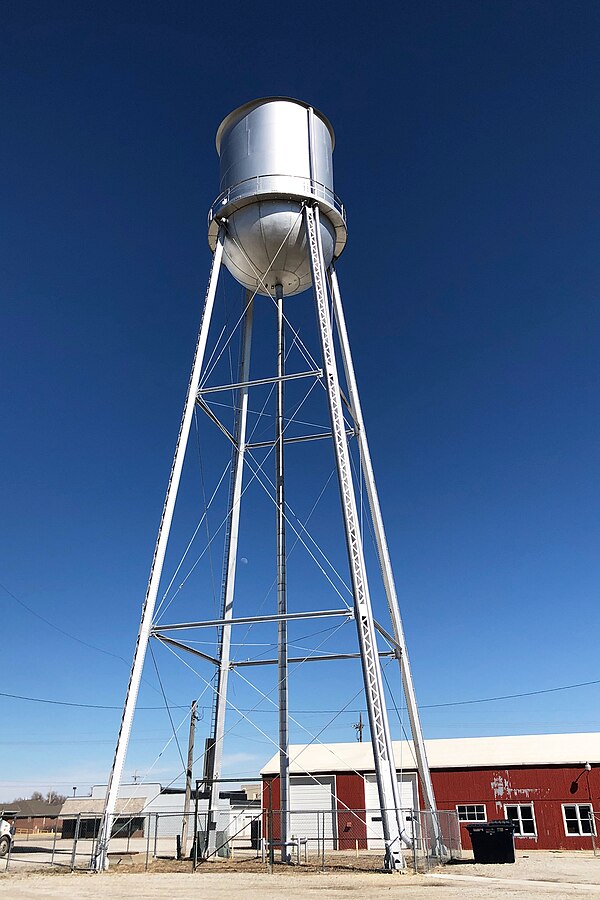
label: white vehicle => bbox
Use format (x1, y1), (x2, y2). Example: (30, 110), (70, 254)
(0, 818), (14, 857)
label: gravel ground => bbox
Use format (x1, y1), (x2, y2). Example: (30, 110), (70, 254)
(1, 853), (600, 899)
(445, 851), (600, 884)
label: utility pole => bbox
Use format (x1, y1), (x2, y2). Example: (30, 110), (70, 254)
(180, 700), (198, 858)
(353, 711), (364, 742)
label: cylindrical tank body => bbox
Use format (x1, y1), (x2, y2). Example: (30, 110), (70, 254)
(208, 98), (346, 297)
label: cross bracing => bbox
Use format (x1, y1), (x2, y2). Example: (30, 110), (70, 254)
(95, 205), (440, 873)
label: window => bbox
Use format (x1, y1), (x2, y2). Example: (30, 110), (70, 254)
(505, 804), (536, 836)
(456, 804), (486, 822)
(562, 805), (596, 836)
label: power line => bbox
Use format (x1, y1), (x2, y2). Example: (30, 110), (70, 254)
(9, 719), (597, 745)
(420, 679), (600, 709)
(0, 580), (128, 662)
(0, 580), (190, 707)
(0, 738), (161, 746)
(2, 674), (600, 715)
(149, 643), (187, 771)
(0, 690), (172, 710)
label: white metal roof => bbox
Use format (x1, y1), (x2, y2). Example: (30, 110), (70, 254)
(60, 797), (146, 817)
(261, 733), (600, 775)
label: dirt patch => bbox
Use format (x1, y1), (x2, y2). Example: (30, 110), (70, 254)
(2, 851), (599, 899)
(106, 850), (387, 875)
(1, 869), (599, 899)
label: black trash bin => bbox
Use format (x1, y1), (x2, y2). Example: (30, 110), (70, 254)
(466, 820), (516, 863)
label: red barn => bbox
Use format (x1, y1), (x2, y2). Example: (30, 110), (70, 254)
(261, 733), (599, 852)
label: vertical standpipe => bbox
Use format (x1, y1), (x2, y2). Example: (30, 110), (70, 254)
(204, 294), (254, 857)
(275, 283), (290, 861)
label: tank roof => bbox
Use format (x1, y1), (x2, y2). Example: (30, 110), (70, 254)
(215, 97), (335, 153)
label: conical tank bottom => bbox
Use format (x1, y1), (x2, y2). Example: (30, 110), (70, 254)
(222, 199), (336, 297)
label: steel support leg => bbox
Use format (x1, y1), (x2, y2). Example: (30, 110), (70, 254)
(94, 227), (226, 871)
(205, 292), (254, 855)
(328, 267), (442, 854)
(305, 204), (404, 871)
(275, 283), (290, 862)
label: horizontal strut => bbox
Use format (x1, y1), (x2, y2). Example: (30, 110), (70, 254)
(232, 650), (396, 668)
(198, 370), (322, 395)
(153, 636), (394, 669)
(152, 608), (353, 633)
(246, 429), (355, 450)
(339, 387), (358, 424)
(373, 619), (404, 658)
(195, 397), (237, 446)
(153, 634), (220, 666)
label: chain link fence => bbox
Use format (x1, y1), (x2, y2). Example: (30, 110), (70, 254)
(261, 807), (461, 872)
(1, 807), (460, 874)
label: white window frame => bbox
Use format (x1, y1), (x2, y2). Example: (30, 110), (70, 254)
(504, 802), (537, 837)
(456, 803), (487, 822)
(562, 803), (596, 837)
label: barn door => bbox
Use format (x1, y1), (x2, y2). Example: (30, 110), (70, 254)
(289, 776), (337, 849)
(364, 773), (416, 849)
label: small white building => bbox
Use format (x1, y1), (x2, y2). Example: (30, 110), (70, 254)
(60, 782), (231, 841)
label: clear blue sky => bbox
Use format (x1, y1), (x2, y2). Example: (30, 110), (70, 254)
(2, 0), (600, 800)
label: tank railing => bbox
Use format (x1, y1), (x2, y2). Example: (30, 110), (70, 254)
(208, 174), (346, 227)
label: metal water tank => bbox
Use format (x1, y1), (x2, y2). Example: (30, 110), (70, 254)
(207, 97), (347, 296)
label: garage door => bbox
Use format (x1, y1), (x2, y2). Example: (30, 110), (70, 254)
(364, 774), (416, 849)
(289, 776), (336, 848)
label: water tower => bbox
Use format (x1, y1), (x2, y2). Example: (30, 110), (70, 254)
(96, 98), (439, 872)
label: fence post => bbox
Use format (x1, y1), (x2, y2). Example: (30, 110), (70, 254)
(50, 817), (59, 866)
(268, 780), (274, 873)
(153, 813), (159, 859)
(444, 811), (452, 861)
(321, 811), (325, 871)
(89, 829), (98, 871)
(4, 828), (13, 872)
(192, 779), (199, 871)
(70, 814), (81, 872)
(411, 811), (417, 873)
(144, 815), (151, 871)
(316, 807), (320, 866)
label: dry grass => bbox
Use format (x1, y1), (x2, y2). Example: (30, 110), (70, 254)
(107, 848), (390, 875)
